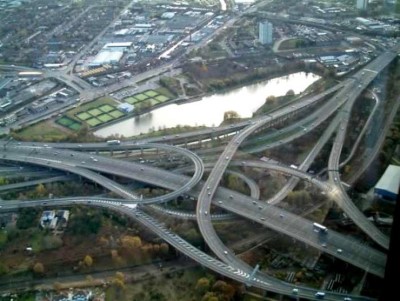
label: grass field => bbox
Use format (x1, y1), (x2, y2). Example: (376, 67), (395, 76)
(155, 95), (169, 102)
(99, 104), (115, 113)
(86, 118), (102, 127)
(68, 123), (82, 131)
(109, 110), (124, 118)
(57, 116), (75, 126)
(65, 97), (118, 120)
(149, 98), (160, 106)
(97, 114), (113, 123)
(13, 120), (70, 141)
(134, 93), (148, 101)
(155, 87), (175, 99)
(76, 112), (92, 121)
(56, 116), (82, 132)
(144, 90), (158, 97)
(88, 108), (103, 116)
(125, 97), (142, 105)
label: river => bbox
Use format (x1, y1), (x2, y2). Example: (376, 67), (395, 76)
(95, 72), (320, 138)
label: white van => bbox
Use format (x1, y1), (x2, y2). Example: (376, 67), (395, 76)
(315, 292), (325, 299)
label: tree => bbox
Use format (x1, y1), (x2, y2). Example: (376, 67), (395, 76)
(0, 177), (9, 186)
(265, 95), (276, 103)
(202, 292), (219, 301)
(33, 262), (44, 275)
(115, 271), (125, 283)
(196, 277), (210, 294)
(223, 111), (240, 121)
(120, 235), (142, 250)
(0, 262), (9, 276)
(160, 242), (169, 255)
(83, 255), (93, 267)
(35, 183), (47, 197)
(286, 89), (295, 96)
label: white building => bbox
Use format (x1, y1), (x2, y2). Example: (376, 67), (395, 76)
(259, 21), (273, 45)
(357, 0), (368, 10)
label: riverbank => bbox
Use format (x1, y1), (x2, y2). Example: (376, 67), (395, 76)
(94, 71), (320, 138)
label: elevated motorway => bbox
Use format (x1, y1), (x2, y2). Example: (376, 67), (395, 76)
(195, 48), (398, 283)
(0, 142), (386, 277)
(0, 142), (204, 205)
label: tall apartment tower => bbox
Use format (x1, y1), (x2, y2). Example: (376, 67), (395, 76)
(259, 21), (273, 45)
(356, 0), (368, 10)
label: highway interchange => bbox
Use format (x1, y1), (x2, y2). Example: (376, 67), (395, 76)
(1, 44), (399, 300)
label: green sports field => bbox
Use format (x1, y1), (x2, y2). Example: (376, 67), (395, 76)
(76, 112), (92, 121)
(86, 118), (102, 127)
(109, 110), (124, 118)
(155, 95), (169, 102)
(134, 93), (148, 101)
(97, 114), (113, 123)
(88, 108), (103, 116)
(145, 90), (158, 97)
(57, 116), (74, 127)
(68, 123), (82, 131)
(99, 104), (115, 113)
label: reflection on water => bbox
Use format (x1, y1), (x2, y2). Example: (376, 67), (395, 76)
(95, 72), (320, 138)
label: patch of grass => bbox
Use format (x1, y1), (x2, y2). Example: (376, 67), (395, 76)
(99, 104), (115, 113)
(125, 97), (141, 105)
(56, 116), (81, 131)
(57, 116), (74, 127)
(68, 123), (82, 131)
(88, 108), (103, 117)
(30, 231), (45, 253)
(154, 87), (176, 99)
(15, 120), (70, 141)
(76, 112), (92, 121)
(278, 38), (307, 50)
(155, 95), (169, 103)
(86, 118), (102, 127)
(109, 110), (125, 118)
(144, 90), (158, 97)
(0, 230), (7, 247)
(97, 114), (113, 123)
(134, 93), (148, 101)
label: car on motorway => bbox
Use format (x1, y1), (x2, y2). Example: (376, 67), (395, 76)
(315, 292), (325, 299)
(204, 211), (208, 215)
(343, 298), (352, 301)
(223, 250), (228, 255)
(81, 161), (85, 164)
(321, 243), (327, 248)
(225, 156), (229, 160)
(337, 248), (343, 253)
(292, 288), (298, 295)
(260, 217), (265, 221)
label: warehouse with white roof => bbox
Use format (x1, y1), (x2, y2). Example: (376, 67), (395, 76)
(374, 165), (400, 200)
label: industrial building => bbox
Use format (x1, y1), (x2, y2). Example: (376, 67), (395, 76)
(374, 165), (400, 200)
(259, 21), (273, 45)
(357, 0), (368, 10)
(89, 42), (132, 68)
(118, 103), (134, 113)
